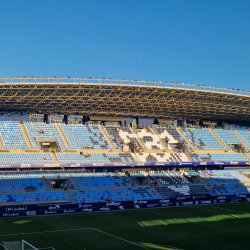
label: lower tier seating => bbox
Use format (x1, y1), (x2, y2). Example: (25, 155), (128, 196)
(70, 188), (159, 203)
(209, 183), (250, 195)
(0, 153), (53, 164)
(73, 175), (132, 188)
(136, 153), (189, 162)
(56, 153), (134, 163)
(0, 191), (68, 203)
(0, 177), (45, 191)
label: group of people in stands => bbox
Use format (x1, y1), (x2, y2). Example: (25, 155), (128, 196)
(151, 180), (157, 187)
(26, 185), (35, 191)
(80, 152), (91, 158)
(83, 146), (94, 149)
(100, 196), (112, 202)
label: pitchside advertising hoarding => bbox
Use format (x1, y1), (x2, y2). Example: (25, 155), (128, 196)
(0, 161), (250, 169)
(1, 194), (250, 218)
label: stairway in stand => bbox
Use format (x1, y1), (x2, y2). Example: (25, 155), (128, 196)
(19, 123), (33, 149)
(55, 124), (71, 150)
(98, 125), (118, 151)
(51, 152), (59, 163)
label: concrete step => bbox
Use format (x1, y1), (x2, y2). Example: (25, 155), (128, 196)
(50, 152), (59, 163)
(19, 123), (33, 149)
(55, 124), (71, 150)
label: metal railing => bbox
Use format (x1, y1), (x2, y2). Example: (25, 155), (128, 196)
(0, 77), (250, 97)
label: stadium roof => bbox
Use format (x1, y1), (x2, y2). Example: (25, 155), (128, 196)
(0, 77), (250, 122)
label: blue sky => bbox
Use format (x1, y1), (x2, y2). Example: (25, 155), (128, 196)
(0, 0), (250, 90)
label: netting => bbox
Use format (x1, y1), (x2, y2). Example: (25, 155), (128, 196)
(2, 241), (22, 250)
(22, 241), (38, 250)
(1, 240), (38, 250)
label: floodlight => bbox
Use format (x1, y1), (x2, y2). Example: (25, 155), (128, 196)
(123, 78), (125, 80)
(134, 79), (138, 81)
(30, 76), (34, 79)
(6, 76), (9, 78)
(159, 80), (161, 83)
(165, 81), (167, 83)
(75, 76), (78, 78)
(67, 76), (70, 79)
(197, 84), (200, 86)
(22, 76), (25, 78)
(110, 78), (112, 80)
(153, 80), (156, 83)
(53, 76), (56, 79)
(14, 76), (18, 79)
(61, 76), (64, 79)
(38, 76), (41, 78)
(116, 78), (119, 80)
(102, 77), (105, 79)
(46, 76), (49, 78)
(89, 77), (92, 79)
(176, 82), (179, 84)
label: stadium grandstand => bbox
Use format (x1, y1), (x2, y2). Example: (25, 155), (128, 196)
(0, 77), (250, 218)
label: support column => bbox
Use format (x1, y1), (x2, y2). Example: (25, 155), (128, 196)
(44, 114), (51, 124)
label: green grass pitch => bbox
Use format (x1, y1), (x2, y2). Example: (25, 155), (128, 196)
(1, 202), (250, 250)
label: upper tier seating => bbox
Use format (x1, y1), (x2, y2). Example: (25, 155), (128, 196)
(0, 153), (53, 164)
(104, 127), (143, 148)
(72, 175), (133, 188)
(70, 187), (159, 203)
(213, 130), (244, 149)
(136, 153), (189, 162)
(155, 128), (185, 149)
(234, 129), (250, 147)
(56, 153), (134, 163)
(135, 128), (164, 150)
(24, 123), (66, 149)
(0, 191), (69, 203)
(0, 121), (27, 149)
(0, 177), (45, 191)
(61, 125), (110, 149)
(183, 129), (224, 150)
(190, 153), (247, 162)
(104, 127), (120, 148)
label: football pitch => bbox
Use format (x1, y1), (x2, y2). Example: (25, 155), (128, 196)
(1, 202), (250, 250)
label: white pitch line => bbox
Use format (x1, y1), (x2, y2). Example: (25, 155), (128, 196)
(208, 205), (249, 214)
(0, 227), (92, 237)
(92, 228), (151, 250)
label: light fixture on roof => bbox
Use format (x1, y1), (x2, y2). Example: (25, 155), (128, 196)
(6, 76), (9, 78)
(109, 78), (112, 80)
(165, 81), (167, 83)
(153, 80), (156, 83)
(53, 76), (56, 79)
(176, 82), (179, 84)
(96, 77), (98, 79)
(116, 78), (119, 80)
(46, 76), (49, 78)
(38, 76), (41, 78)
(134, 79), (138, 81)
(61, 76), (64, 79)
(14, 76), (18, 79)
(159, 80), (161, 83)
(30, 76), (34, 79)
(89, 77), (92, 79)
(75, 76), (78, 78)
(123, 78), (125, 80)
(197, 84), (200, 86)
(67, 76), (70, 79)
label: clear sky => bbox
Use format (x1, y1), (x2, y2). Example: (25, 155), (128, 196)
(1, 0), (250, 90)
